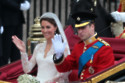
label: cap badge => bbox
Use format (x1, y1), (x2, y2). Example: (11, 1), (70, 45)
(77, 17), (81, 21)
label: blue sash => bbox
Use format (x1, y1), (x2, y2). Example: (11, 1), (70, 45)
(78, 41), (104, 77)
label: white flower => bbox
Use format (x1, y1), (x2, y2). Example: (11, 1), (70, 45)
(17, 74), (40, 83)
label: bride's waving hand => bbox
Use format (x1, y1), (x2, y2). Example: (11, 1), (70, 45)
(12, 35), (26, 53)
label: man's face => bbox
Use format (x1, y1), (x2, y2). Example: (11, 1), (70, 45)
(77, 24), (94, 41)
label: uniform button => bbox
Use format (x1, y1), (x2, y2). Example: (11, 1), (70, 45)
(81, 77), (83, 79)
(81, 73), (84, 75)
(84, 47), (87, 50)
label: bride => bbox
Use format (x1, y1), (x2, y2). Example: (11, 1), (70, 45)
(12, 12), (70, 83)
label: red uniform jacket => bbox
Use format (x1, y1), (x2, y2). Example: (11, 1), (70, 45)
(55, 39), (114, 81)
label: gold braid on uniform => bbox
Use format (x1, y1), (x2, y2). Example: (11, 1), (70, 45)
(97, 38), (110, 46)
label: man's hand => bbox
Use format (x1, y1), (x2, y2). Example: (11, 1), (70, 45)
(20, 1), (30, 11)
(52, 34), (66, 59)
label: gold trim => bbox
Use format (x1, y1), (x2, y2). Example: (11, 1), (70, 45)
(31, 24), (41, 28)
(75, 22), (90, 28)
(29, 32), (43, 35)
(90, 62), (125, 83)
(81, 81), (91, 83)
(120, 0), (125, 12)
(120, 33), (125, 39)
(28, 38), (46, 42)
(0, 81), (11, 83)
(31, 28), (41, 31)
(97, 38), (110, 46)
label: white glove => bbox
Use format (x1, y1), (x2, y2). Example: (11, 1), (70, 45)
(0, 26), (4, 34)
(111, 11), (125, 22)
(20, 1), (30, 11)
(52, 34), (66, 59)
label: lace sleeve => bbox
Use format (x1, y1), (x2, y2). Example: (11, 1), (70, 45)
(21, 44), (39, 73)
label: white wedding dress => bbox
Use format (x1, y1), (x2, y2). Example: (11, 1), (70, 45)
(21, 41), (69, 83)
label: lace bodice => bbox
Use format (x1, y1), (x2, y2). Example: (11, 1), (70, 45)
(21, 41), (69, 83)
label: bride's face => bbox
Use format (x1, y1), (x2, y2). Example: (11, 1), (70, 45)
(41, 20), (57, 40)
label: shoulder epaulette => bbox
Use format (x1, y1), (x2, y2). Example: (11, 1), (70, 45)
(97, 38), (110, 46)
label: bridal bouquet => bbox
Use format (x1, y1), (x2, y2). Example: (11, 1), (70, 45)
(17, 74), (40, 83)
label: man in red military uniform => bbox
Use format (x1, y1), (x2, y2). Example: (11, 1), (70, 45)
(52, 0), (114, 81)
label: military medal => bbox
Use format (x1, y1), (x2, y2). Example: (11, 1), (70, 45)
(89, 55), (94, 74)
(89, 66), (94, 74)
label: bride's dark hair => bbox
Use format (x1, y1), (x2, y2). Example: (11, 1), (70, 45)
(40, 18), (59, 34)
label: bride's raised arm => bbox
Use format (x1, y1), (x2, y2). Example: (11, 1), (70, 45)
(12, 35), (37, 73)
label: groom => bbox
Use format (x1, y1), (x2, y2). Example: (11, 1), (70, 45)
(52, 0), (114, 81)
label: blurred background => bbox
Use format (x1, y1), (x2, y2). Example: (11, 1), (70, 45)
(23, 0), (120, 40)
